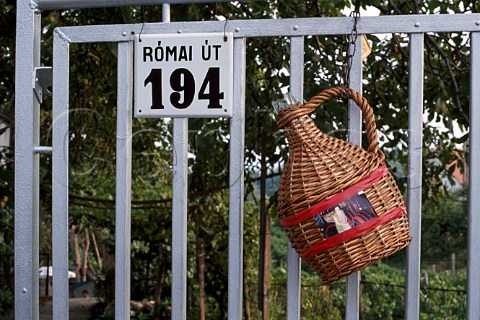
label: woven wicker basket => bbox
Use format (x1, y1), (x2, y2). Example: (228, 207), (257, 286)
(276, 87), (411, 283)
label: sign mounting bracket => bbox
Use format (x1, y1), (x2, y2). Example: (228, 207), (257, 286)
(33, 66), (53, 103)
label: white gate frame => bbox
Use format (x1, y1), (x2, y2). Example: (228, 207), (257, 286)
(14, 1), (480, 319)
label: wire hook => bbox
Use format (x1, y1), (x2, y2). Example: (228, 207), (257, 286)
(139, 6), (145, 42)
(223, 19), (229, 42)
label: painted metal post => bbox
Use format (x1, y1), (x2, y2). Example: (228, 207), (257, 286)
(52, 29), (71, 319)
(228, 37), (246, 320)
(345, 31), (363, 320)
(467, 31), (480, 320)
(14, 1), (41, 319)
(171, 118), (188, 320)
(286, 36), (304, 320)
(406, 32), (424, 320)
(164, 4), (188, 320)
(115, 41), (133, 320)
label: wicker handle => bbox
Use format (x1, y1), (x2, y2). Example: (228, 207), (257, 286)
(305, 87), (379, 155)
(277, 87), (380, 155)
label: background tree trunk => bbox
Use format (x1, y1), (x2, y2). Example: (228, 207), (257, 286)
(98, 232), (112, 272)
(144, 257), (151, 298)
(154, 243), (166, 320)
(258, 130), (271, 319)
(195, 211), (206, 320)
(91, 231), (103, 272)
(70, 225), (81, 283)
(243, 252), (251, 320)
(81, 229), (90, 282)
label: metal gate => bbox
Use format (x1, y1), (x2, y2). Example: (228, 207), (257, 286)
(14, 1), (480, 319)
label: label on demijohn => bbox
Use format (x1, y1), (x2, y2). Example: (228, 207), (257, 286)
(313, 191), (377, 239)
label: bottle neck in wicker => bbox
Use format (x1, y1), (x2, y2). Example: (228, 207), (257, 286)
(277, 113), (383, 219)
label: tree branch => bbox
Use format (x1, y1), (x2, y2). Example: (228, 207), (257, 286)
(425, 35), (469, 122)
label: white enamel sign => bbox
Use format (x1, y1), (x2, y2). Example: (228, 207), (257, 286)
(134, 33), (233, 118)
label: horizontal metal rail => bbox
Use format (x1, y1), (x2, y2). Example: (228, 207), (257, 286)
(33, 146), (53, 154)
(34, 0), (245, 11)
(53, 14), (480, 44)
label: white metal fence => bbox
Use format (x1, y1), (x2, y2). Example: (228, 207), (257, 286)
(14, 1), (480, 319)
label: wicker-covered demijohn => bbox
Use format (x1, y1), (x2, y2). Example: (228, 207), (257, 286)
(276, 87), (411, 283)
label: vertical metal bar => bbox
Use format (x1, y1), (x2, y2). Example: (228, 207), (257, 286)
(162, 3), (170, 22)
(345, 34), (363, 320)
(467, 31), (480, 320)
(52, 30), (71, 320)
(286, 36), (304, 320)
(405, 32), (424, 320)
(163, 4), (188, 320)
(115, 41), (133, 320)
(14, 1), (41, 319)
(228, 37), (246, 320)
(172, 116), (188, 320)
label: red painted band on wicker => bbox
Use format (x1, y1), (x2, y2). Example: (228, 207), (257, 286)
(299, 206), (407, 260)
(279, 163), (389, 227)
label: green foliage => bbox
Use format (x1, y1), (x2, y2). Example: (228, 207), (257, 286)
(422, 189), (468, 260)
(0, 1), (15, 131)
(250, 263), (466, 320)
(270, 219), (288, 270)
(299, 274), (345, 320)
(0, 148), (14, 315)
(361, 263), (406, 319)
(420, 269), (467, 320)
(0, 285), (13, 316)
(98, 300), (171, 320)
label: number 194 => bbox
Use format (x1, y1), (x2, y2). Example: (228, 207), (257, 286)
(144, 67), (224, 110)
